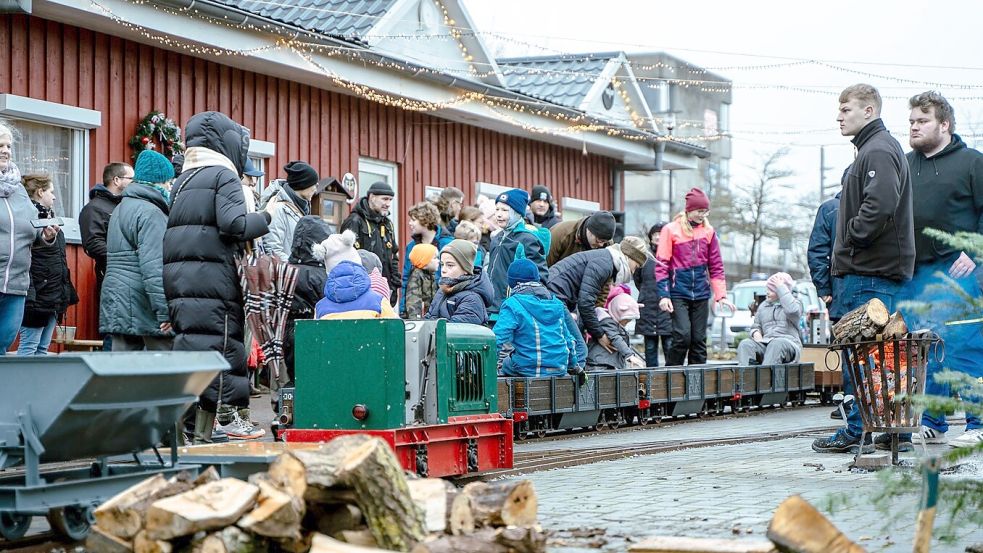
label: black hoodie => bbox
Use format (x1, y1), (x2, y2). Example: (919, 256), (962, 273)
(832, 118), (915, 281)
(905, 134), (983, 265)
(341, 197), (400, 305)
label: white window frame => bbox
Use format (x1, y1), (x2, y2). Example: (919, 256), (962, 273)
(0, 94), (101, 244)
(247, 138), (276, 193)
(358, 157), (399, 242)
(476, 181), (511, 200)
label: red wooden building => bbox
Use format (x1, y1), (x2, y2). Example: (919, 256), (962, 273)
(0, 0), (705, 340)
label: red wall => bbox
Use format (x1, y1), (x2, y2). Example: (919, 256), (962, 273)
(1, 15), (615, 339)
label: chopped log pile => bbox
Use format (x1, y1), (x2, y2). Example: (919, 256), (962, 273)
(831, 298), (908, 344)
(87, 435), (545, 553)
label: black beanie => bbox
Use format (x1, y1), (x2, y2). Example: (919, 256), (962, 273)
(585, 211), (616, 241)
(284, 161), (319, 191)
(530, 184), (552, 204)
(367, 181), (395, 197)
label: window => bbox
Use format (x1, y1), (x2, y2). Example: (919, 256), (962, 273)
(475, 181), (511, 200)
(358, 157), (399, 240)
(1, 94), (101, 243)
(560, 197), (601, 222)
(247, 138), (275, 193)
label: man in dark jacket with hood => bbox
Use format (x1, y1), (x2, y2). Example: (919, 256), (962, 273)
(163, 111), (270, 444)
(527, 184), (561, 229)
(902, 91), (983, 449)
(814, 84), (915, 455)
(80, 162), (133, 291)
(808, 191), (843, 318)
(547, 211), (616, 266)
(284, 215), (333, 384)
(342, 182), (399, 306)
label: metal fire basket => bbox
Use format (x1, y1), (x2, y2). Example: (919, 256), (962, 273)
(831, 331), (941, 465)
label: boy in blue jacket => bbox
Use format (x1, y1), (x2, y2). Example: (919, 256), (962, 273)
(495, 259), (586, 377)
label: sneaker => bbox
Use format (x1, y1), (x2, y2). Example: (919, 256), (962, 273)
(873, 433), (913, 452)
(812, 429), (874, 454)
(913, 426), (947, 445)
(211, 420), (230, 443)
(219, 411), (266, 440)
(949, 428), (983, 448)
(830, 408), (842, 420)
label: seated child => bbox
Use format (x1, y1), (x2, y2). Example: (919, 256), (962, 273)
(358, 249), (392, 305)
(425, 239), (494, 325)
(737, 272), (802, 366)
(587, 292), (645, 370)
(313, 230), (397, 319)
(405, 244), (439, 318)
(495, 259), (585, 377)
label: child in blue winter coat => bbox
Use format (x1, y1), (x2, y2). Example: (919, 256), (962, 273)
(495, 259), (587, 377)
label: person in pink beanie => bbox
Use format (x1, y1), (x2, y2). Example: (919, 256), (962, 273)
(655, 187), (734, 366)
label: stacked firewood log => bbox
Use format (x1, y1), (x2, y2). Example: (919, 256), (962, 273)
(831, 298), (908, 344)
(87, 435), (544, 553)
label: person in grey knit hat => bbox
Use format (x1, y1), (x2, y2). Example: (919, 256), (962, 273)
(425, 239), (494, 325)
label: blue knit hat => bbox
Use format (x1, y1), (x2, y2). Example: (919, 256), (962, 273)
(133, 150), (175, 185)
(496, 188), (529, 217)
(507, 258), (539, 288)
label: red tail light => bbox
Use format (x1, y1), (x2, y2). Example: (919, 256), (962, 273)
(352, 404), (369, 420)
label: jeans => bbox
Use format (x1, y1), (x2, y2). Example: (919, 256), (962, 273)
(0, 294), (26, 353)
(644, 335), (671, 367)
(838, 274), (901, 437)
(904, 262), (983, 432)
(666, 298), (710, 366)
(16, 315), (57, 355)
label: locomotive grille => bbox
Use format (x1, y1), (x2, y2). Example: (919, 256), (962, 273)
(455, 351), (485, 405)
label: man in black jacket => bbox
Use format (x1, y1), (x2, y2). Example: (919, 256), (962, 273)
(163, 111), (270, 444)
(902, 91), (983, 448)
(342, 182), (399, 306)
(79, 162), (132, 289)
(813, 84), (916, 454)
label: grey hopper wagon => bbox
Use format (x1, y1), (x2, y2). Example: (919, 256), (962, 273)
(0, 352), (226, 542)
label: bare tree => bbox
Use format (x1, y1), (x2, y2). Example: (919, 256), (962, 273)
(729, 148), (795, 278)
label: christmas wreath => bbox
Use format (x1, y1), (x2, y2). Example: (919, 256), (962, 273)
(129, 110), (184, 160)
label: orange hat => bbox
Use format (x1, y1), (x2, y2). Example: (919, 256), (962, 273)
(409, 243), (438, 269)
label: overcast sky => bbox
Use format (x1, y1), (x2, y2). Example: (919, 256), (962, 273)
(463, 0), (983, 201)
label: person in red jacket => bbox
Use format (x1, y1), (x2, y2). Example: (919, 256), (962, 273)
(656, 188), (734, 366)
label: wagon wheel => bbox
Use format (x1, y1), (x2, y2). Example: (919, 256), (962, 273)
(638, 409), (650, 425)
(47, 505), (93, 541)
(0, 512), (32, 541)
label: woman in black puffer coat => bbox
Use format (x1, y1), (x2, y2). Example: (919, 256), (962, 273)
(163, 111), (269, 442)
(17, 173), (78, 355)
(634, 223), (672, 367)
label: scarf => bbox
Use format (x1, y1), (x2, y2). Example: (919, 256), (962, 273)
(282, 185), (311, 216)
(32, 200), (53, 219)
(439, 273), (474, 295)
(0, 161), (22, 199)
(182, 146), (238, 174)
(149, 182), (170, 204)
(605, 244), (631, 285)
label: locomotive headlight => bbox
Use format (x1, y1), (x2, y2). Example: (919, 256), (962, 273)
(352, 404), (369, 421)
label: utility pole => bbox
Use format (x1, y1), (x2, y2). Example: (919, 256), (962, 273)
(819, 145), (835, 200)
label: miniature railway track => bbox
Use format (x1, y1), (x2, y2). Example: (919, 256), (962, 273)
(458, 425), (838, 482)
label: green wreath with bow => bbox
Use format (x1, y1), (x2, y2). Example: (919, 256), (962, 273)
(129, 110), (184, 160)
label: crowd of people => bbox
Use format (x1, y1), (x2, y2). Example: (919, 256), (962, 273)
(1, 83), (979, 453)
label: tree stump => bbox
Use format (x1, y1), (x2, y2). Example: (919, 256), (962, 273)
(461, 481), (538, 528)
(334, 437), (427, 551)
(237, 475), (305, 539)
(410, 527), (546, 553)
(145, 478), (260, 540)
(197, 525), (267, 553)
(767, 495), (865, 553)
(832, 298), (889, 344)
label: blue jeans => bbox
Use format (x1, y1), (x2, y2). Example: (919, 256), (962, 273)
(0, 293), (26, 353)
(839, 274), (901, 437)
(17, 315), (57, 355)
(644, 335), (671, 367)
(904, 263), (983, 432)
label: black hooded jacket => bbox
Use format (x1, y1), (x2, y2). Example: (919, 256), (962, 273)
(832, 119), (915, 281)
(341, 197), (399, 305)
(24, 202), (78, 327)
(634, 255), (671, 336)
(78, 184), (122, 282)
(288, 216), (332, 317)
(906, 134), (983, 265)
(163, 111), (269, 411)
(547, 248), (618, 338)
